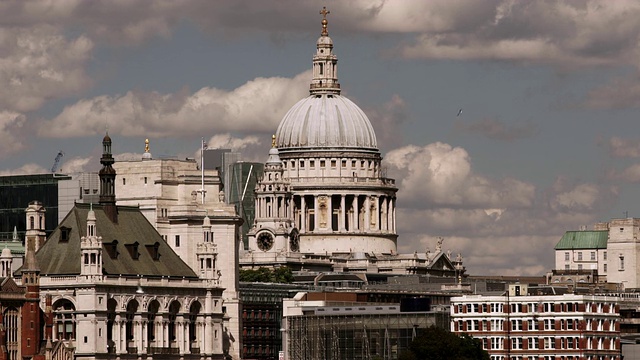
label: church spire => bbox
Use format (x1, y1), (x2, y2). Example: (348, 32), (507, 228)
(99, 132), (118, 223)
(310, 6), (340, 95)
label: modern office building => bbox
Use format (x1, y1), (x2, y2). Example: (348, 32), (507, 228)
(281, 291), (451, 360)
(0, 173), (71, 240)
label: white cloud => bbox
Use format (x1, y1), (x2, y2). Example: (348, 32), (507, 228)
(58, 156), (94, 174)
(0, 26), (93, 113)
(386, 141), (617, 275)
(608, 136), (640, 158)
(0, 111), (27, 159)
(385, 142), (535, 209)
(40, 71), (310, 138)
(0, 163), (48, 176)
(206, 134), (261, 152)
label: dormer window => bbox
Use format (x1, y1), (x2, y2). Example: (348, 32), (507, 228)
(145, 242), (161, 261)
(60, 227), (71, 242)
(125, 241), (140, 260)
(104, 240), (119, 259)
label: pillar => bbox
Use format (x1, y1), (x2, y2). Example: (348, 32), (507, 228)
(327, 195), (332, 231)
(353, 196), (359, 232)
(340, 195), (346, 231)
(300, 196), (306, 232)
(364, 196), (370, 231)
(314, 196), (319, 231)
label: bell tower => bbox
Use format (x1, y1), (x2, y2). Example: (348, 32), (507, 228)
(25, 201), (46, 253)
(80, 204), (103, 278)
(247, 136), (297, 254)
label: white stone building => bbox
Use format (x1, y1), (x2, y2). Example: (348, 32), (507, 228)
(15, 134), (230, 360)
(553, 218), (640, 290)
(113, 140), (244, 360)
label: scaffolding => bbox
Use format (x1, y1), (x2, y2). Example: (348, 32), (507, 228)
(287, 311), (449, 360)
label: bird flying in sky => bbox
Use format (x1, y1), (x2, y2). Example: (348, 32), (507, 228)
(457, 108), (463, 117)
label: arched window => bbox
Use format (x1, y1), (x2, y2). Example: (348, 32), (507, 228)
(3, 307), (19, 360)
(53, 299), (76, 341)
(29, 216), (34, 230)
(168, 301), (181, 346)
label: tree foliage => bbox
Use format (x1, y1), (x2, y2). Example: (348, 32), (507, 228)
(399, 326), (489, 360)
(239, 266), (294, 283)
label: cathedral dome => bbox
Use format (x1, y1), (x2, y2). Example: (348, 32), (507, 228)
(275, 94), (377, 150)
(274, 11), (377, 152)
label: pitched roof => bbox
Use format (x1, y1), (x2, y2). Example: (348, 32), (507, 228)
(554, 230), (608, 250)
(32, 203), (197, 278)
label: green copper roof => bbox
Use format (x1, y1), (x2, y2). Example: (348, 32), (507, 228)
(554, 231), (608, 250)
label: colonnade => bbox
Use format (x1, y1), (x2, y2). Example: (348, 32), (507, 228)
(109, 312), (216, 355)
(293, 194), (395, 234)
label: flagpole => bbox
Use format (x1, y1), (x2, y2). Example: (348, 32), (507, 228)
(201, 137), (206, 204)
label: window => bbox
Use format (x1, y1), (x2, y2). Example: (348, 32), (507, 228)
(604, 251), (607, 260)
(620, 255), (625, 271)
(578, 252), (583, 261)
(591, 251), (596, 260)
(341, 160), (346, 168)
(300, 160), (304, 168)
(144, 176), (148, 184)
(565, 264), (570, 270)
(60, 227), (71, 242)
(544, 319), (555, 330)
(578, 264), (583, 270)
(125, 242), (140, 260)
(320, 160), (325, 167)
(175, 235), (181, 247)
(122, 178), (126, 185)
(512, 338), (523, 349)
(106, 240), (119, 259)
(331, 160), (336, 167)
(528, 337), (538, 349)
(603, 264), (607, 273)
(565, 252), (569, 261)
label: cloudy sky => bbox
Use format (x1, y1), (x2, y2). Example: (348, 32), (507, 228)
(5, 0), (640, 276)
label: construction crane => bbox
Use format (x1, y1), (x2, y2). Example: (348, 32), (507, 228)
(51, 151), (64, 173)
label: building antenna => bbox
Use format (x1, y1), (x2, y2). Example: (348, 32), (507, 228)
(624, 210), (629, 218)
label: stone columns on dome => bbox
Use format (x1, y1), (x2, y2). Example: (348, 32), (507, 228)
(340, 195), (346, 231)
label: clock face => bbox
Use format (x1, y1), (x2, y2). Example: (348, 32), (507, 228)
(257, 232), (274, 252)
(289, 228), (299, 252)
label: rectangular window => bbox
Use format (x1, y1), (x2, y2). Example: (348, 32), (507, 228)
(341, 160), (346, 168)
(578, 252), (583, 261)
(320, 160), (325, 167)
(565, 264), (570, 270)
(144, 176), (148, 184)
(604, 251), (607, 260)
(175, 235), (180, 247)
(310, 160), (315, 168)
(578, 264), (583, 270)
(591, 251), (596, 260)
(331, 160), (336, 167)
(565, 252), (569, 261)
(604, 264), (607, 273)
(300, 160), (304, 168)
(620, 255), (625, 271)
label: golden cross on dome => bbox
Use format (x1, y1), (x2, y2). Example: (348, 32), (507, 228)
(145, 138), (150, 153)
(271, 134), (276, 148)
(320, 6), (330, 36)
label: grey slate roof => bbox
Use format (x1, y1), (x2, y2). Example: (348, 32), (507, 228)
(33, 203), (197, 278)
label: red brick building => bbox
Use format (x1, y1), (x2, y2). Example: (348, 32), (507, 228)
(451, 285), (621, 360)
